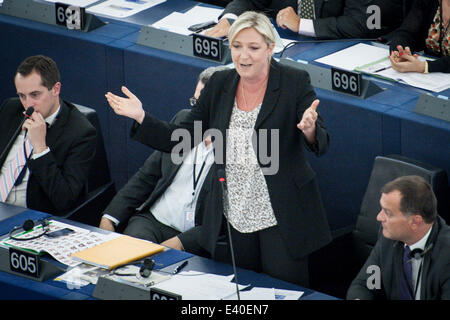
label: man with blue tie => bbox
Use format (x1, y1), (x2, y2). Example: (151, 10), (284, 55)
(346, 175), (450, 300)
(205, 0), (403, 39)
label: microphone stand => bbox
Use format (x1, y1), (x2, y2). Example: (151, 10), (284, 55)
(218, 169), (240, 300)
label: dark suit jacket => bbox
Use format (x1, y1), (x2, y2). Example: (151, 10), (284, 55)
(387, 0), (450, 73)
(346, 215), (450, 300)
(222, 0), (403, 39)
(103, 109), (212, 254)
(131, 59), (332, 260)
(0, 98), (96, 214)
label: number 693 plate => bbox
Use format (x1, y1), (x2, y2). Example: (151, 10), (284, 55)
(9, 247), (40, 279)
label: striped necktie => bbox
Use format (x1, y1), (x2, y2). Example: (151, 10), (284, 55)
(0, 136), (33, 202)
(298, 0), (315, 19)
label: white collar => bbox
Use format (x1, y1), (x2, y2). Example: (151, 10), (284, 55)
(45, 105), (60, 127)
(407, 224), (433, 251)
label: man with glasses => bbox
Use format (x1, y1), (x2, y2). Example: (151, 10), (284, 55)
(99, 66), (227, 255)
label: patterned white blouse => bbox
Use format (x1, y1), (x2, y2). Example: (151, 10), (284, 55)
(224, 101), (278, 233)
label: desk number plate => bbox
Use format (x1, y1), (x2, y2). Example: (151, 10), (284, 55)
(55, 3), (84, 30)
(193, 33), (222, 62)
(9, 248), (40, 279)
(150, 287), (182, 300)
(331, 67), (361, 96)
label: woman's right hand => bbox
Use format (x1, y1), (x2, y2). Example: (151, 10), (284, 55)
(105, 86), (145, 124)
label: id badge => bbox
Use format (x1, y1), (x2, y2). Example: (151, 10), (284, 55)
(184, 210), (195, 231)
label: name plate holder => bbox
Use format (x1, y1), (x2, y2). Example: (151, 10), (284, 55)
(279, 58), (383, 99)
(0, 245), (64, 282)
(414, 94), (450, 122)
(0, 0), (105, 32)
(137, 25), (232, 65)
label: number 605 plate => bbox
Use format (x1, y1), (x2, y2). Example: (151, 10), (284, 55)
(9, 247), (40, 279)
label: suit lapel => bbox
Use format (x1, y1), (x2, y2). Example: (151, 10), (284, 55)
(254, 60), (281, 130)
(45, 99), (69, 147)
(314, 0), (325, 17)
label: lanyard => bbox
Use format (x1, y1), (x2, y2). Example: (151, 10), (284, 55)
(192, 144), (207, 196)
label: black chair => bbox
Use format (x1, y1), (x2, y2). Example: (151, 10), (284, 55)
(62, 104), (116, 227)
(353, 155), (449, 263)
(310, 154), (449, 299)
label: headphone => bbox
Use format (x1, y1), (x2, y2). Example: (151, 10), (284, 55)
(139, 258), (155, 278)
(408, 243), (434, 262)
(8, 219), (50, 241)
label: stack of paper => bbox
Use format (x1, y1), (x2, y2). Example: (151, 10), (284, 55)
(152, 5), (223, 35)
(87, 0), (166, 19)
(0, 220), (120, 267)
(71, 235), (165, 269)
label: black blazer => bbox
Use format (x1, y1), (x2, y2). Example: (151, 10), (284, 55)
(222, 0), (403, 39)
(347, 216), (450, 300)
(131, 59), (332, 259)
(103, 109), (213, 254)
(0, 98), (96, 214)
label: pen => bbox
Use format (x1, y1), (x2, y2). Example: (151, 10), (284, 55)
(173, 261), (188, 274)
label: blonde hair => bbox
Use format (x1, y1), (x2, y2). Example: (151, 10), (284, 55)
(228, 11), (276, 48)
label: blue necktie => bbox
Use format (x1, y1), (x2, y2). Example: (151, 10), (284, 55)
(399, 245), (414, 300)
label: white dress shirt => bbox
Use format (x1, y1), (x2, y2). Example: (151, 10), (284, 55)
(2, 106), (60, 207)
(406, 226), (433, 300)
(104, 141), (214, 232)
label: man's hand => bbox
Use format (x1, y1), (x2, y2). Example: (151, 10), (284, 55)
(99, 217), (115, 232)
(276, 7), (300, 33)
(161, 236), (184, 250)
(204, 18), (230, 38)
(22, 111), (47, 153)
(297, 99), (319, 144)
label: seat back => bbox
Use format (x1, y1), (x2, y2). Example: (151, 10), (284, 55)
(353, 154), (449, 263)
(63, 104), (115, 226)
(74, 104), (111, 192)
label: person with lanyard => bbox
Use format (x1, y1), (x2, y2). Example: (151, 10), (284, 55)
(0, 55), (96, 214)
(347, 175), (450, 300)
(388, 0), (450, 73)
(205, 0), (403, 40)
(99, 66), (227, 255)
(105, 11), (332, 287)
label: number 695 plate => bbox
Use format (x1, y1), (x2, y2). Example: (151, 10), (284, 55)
(192, 33), (223, 62)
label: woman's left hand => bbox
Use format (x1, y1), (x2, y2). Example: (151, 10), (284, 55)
(390, 46), (426, 73)
(297, 99), (319, 143)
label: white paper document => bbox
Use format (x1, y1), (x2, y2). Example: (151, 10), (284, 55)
(151, 271), (249, 300)
(315, 43), (450, 92)
(44, 0), (101, 7)
(152, 5), (223, 36)
(1, 220), (121, 267)
(87, 0), (166, 18)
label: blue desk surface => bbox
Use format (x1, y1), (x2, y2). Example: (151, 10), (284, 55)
(0, 209), (336, 300)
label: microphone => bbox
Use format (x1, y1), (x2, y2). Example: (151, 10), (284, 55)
(217, 168), (240, 300)
(0, 107), (34, 161)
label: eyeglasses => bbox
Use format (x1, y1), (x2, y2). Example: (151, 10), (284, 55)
(189, 97), (197, 107)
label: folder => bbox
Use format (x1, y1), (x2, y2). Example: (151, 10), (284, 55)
(71, 235), (165, 270)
